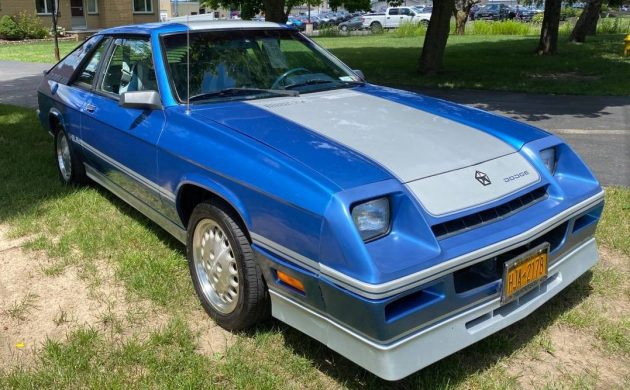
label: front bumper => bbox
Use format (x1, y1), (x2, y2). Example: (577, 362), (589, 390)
(270, 237), (598, 380)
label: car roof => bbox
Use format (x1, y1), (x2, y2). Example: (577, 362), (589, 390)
(99, 18), (289, 36)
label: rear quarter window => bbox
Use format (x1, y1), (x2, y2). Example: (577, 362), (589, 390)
(46, 35), (104, 85)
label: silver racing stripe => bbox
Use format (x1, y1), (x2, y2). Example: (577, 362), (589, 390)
(247, 89), (515, 183)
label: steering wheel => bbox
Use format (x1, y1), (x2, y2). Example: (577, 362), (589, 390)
(271, 67), (310, 89)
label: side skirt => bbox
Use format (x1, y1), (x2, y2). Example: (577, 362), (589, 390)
(85, 164), (187, 244)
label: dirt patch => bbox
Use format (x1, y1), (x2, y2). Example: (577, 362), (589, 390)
(507, 326), (629, 388)
(0, 224), (233, 369)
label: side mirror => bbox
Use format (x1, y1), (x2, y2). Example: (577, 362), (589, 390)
(354, 69), (366, 81)
(119, 90), (162, 110)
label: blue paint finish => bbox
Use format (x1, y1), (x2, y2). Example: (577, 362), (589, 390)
(192, 102), (393, 190)
(361, 85), (550, 150)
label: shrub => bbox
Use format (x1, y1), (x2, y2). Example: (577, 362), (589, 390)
(0, 15), (25, 40)
(14, 11), (48, 39)
(50, 25), (66, 38)
(391, 21), (427, 37)
(597, 17), (630, 34)
(318, 26), (341, 37)
(469, 20), (537, 35)
(532, 13), (544, 24)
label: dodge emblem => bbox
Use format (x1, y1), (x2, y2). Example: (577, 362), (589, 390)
(475, 170), (492, 186)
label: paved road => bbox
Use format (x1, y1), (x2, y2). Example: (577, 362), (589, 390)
(0, 61), (627, 186)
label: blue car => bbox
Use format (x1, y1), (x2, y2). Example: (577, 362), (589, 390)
(37, 19), (604, 380)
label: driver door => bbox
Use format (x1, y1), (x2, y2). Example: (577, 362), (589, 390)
(80, 37), (167, 213)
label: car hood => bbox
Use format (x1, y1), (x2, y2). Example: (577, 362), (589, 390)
(193, 86), (548, 214)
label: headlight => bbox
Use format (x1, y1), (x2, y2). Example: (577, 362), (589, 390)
(540, 147), (557, 174)
(351, 197), (390, 241)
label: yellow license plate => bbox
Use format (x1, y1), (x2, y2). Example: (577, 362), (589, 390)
(502, 244), (549, 303)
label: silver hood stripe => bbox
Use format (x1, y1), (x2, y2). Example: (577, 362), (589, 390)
(247, 89), (515, 183)
(247, 89), (540, 216)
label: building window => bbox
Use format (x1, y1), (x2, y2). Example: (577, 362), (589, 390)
(133, 0), (153, 13)
(36, 0), (55, 15)
(87, 0), (98, 14)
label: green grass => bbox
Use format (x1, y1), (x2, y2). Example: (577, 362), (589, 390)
(315, 33), (630, 95)
(0, 104), (628, 387)
(0, 40), (78, 63)
(597, 187), (630, 256)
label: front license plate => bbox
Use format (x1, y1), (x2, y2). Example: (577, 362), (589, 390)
(502, 244), (549, 303)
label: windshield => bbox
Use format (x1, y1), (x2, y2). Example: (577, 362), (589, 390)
(162, 29), (361, 103)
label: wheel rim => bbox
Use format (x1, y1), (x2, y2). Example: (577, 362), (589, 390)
(193, 219), (239, 314)
(56, 133), (72, 182)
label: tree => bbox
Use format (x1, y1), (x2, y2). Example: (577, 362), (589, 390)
(569, 0), (603, 42)
(52, 0), (60, 62)
(418, 0), (455, 74)
(453, 0), (479, 35)
(328, 0), (371, 12)
(536, 0), (562, 55)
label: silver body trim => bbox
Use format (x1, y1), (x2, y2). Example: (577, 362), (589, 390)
(85, 165), (187, 243)
(270, 237), (598, 380)
(80, 140), (176, 202)
(319, 190), (603, 299)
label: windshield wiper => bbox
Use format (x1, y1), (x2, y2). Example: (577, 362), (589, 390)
(283, 79), (365, 90)
(283, 79), (336, 90)
(189, 87), (299, 102)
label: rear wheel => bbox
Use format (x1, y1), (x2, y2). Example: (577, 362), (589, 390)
(370, 22), (383, 33)
(187, 202), (269, 330)
(54, 126), (87, 186)
(340, 25), (348, 32)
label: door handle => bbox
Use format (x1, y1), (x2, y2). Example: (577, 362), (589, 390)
(86, 104), (96, 113)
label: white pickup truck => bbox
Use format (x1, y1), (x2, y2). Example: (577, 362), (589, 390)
(361, 6), (432, 32)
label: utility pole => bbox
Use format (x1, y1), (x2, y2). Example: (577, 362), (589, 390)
(52, 0), (60, 61)
(175, 0), (179, 17)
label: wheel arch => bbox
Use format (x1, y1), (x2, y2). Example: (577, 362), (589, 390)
(176, 177), (252, 241)
(48, 108), (66, 134)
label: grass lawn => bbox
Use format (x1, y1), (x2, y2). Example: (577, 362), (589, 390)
(0, 103), (628, 388)
(315, 33), (630, 96)
(0, 40), (79, 63)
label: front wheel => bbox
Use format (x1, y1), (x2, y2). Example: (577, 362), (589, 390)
(187, 202), (269, 330)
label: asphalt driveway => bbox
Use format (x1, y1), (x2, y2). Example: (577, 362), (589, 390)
(0, 61), (627, 186)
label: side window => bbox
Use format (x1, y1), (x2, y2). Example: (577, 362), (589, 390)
(100, 38), (157, 96)
(74, 38), (110, 87)
(400, 8), (411, 16)
(388, 8), (399, 16)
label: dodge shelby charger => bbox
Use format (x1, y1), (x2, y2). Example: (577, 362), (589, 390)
(37, 19), (604, 380)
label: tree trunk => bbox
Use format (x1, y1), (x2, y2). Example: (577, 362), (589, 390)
(536, 0), (562, 55)
(419, 0), (455, 75)
(453, 10), (468, 35)
(569, 0), (602, 42)
(263, 0), (287, 23)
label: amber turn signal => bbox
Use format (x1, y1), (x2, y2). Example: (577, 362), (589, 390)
(277, 270), (305, 292)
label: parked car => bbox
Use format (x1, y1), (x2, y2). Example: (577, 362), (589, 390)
(473, 3), (510, 20)
(38, 18), (604, 381)
(512, 6), (537, 21)
(286, 17), (305, 30)
(339, 16), (364, 31)
(361, 6), (432, 32)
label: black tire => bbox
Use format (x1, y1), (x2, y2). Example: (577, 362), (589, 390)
(54, 125), (87, 186)
(187, 202), (269, 330)
(370, 22), (383, 33)
(340, 25), (348, 32)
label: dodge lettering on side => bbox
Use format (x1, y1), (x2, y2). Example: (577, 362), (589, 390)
(37, 19), (604, 380)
